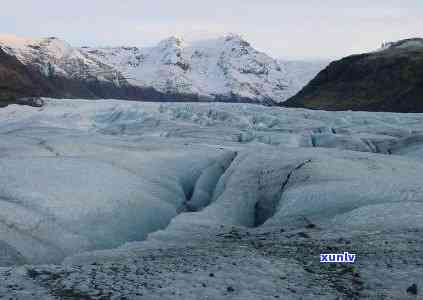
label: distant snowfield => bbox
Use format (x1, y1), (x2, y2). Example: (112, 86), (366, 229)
(0, 99), (423, 299)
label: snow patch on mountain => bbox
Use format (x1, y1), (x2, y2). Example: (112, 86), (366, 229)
(379, 38), (423, 51)
(278, 59), (329, 96)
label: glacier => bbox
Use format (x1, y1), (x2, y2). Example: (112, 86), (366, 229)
(0, 99), (422, 299)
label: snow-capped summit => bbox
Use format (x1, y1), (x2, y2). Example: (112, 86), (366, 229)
(81, 34), (298, 104)
(0, 34), (41, 49)
(157, 35), (186, 49)
(0, 35), (117, 82)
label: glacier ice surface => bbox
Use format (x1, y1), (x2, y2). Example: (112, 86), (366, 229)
(0, 99), (422, 267)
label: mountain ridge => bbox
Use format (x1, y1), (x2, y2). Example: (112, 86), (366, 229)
(0, 34), (324, 106)
(80, 34), (294, 104)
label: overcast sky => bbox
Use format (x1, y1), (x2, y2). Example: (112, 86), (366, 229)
(2, 0), (423, 60)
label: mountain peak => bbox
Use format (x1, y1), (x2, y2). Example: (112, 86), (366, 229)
(0, 34), (40, 49)
(157, 36), (186, 49)
(155, 33), (252, 50)
(222, 33), (247, 42)
(380, 38), (423, 51)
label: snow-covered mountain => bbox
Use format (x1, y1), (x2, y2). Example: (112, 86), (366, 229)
(81, 34), (319, 104)
(0, 35), (118, 83)
(0, 34), (327, 105)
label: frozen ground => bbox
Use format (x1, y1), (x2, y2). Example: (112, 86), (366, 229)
(0, 99), (422, 299)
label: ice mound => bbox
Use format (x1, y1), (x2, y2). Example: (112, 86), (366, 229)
(0, 129), (232, 265)
(331, 202), (423, 230)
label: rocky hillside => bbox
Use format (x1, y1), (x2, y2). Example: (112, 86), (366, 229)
(0, 47), (51, 106)
(284, 38), (423, 112)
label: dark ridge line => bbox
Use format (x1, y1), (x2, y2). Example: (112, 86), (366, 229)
(0, 218), (66, 261)
(254, 159), (313, 227)
(361, 139), (376, 153)
(38, 140), (61, 157)
(280, 159), (313, 200)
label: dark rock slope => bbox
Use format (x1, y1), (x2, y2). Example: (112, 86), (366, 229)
(0, 48), (51, 106)
(284, 38), (423, 112)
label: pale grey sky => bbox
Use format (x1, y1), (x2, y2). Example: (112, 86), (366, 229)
(2, 0), (423, 59)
